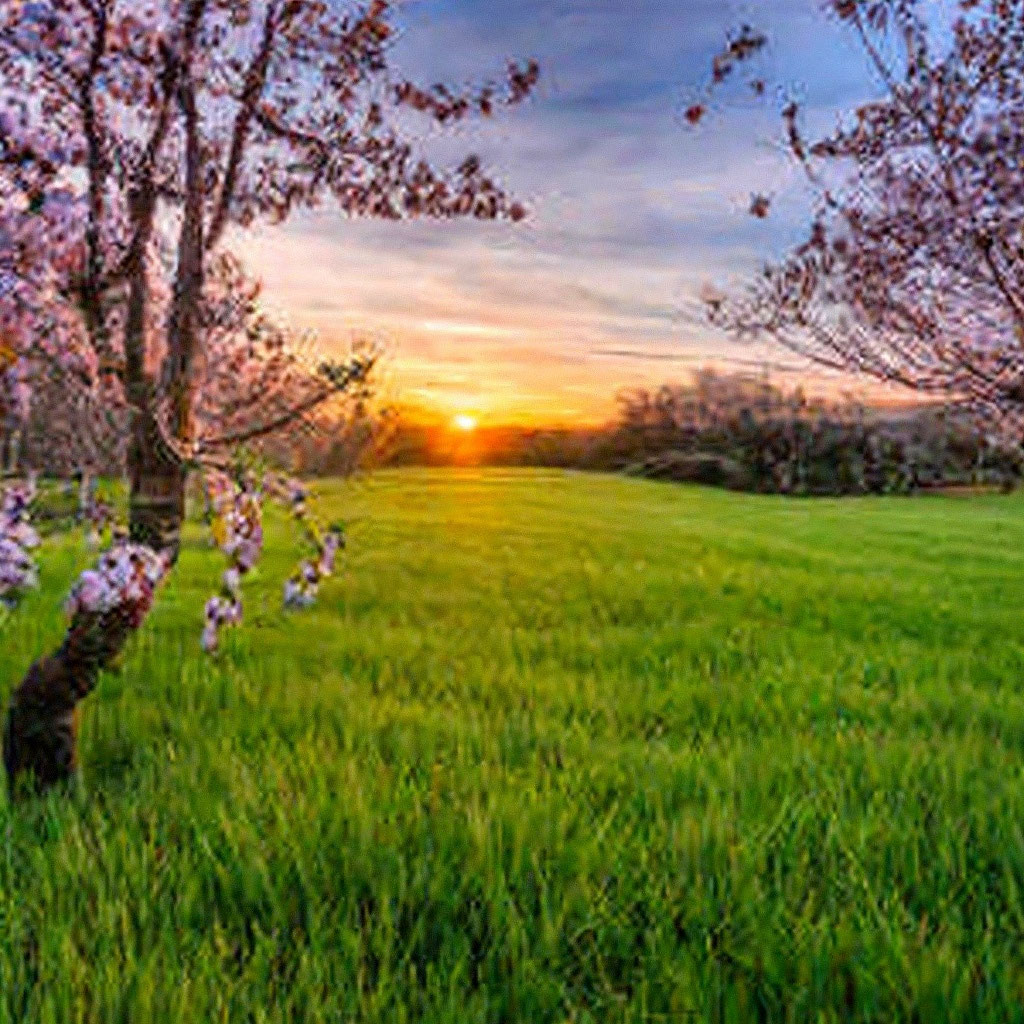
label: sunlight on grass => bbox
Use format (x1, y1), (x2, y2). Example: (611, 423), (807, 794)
(3, 470), (1024, 1022)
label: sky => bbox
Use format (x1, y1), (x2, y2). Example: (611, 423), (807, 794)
(244, 0), (882, 426)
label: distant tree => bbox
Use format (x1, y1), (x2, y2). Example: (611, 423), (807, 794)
(12, 255), (376, 481)
(189, 254), (377, 465)
(0, 0), (537, 792)
(610, 371), (1021, 495)
(700, 0), (1024, 435)
(287, 399), (393, 477)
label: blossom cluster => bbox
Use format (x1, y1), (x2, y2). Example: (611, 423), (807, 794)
(202, 473), (264, 653)
(268, 474), (346, 610)
(283, 527), (345, 609)
(0, 479), (40, 609)
(65, 542), (167, 630)
(200, 472), (344, 651)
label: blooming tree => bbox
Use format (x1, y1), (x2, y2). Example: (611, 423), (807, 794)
(701, 0), (1024, 433)
(0, 0), (537, 792)
(1, 0), (535, 547)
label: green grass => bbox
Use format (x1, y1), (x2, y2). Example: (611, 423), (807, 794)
(3, 467), (1024, 1022)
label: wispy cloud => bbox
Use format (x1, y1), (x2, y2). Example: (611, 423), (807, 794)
(245, 0), (879, 423)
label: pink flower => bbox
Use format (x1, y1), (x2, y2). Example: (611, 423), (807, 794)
(201, 624), (220, 653)
(0, 479), (40, 607)
(235, 538), (262, 572)
(66, 542), (167, 624)
(223, 567), (241, 596)
(66, 570), (114, 617)
(283, 577), (316, 608)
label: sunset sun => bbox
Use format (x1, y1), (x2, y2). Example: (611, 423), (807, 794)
(453, 413), (479, 432)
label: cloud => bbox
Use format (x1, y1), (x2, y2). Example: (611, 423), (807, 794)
(245, 0), (879, 422)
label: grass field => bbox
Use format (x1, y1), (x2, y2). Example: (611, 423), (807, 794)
(3, 468), (1024, 1022)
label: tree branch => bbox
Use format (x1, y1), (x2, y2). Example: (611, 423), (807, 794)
(207, 0), (283, 249)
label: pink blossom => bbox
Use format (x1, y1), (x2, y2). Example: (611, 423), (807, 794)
(201, 474), (264, 652)
(66, 543), (168, 627)
(201, 624), (219, 654)
(0, 479), (39, 608)
(66, 570), (115, 618)
(222, 567), (241, 596)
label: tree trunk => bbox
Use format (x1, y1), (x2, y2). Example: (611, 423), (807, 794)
(128, 402), (188, 562)
(129, 73), (204, 564)
(5, 414), (186, 795)
(4, 610), (135, 795)
(2, 216), (177, 796)
(77, 468), (95, 524)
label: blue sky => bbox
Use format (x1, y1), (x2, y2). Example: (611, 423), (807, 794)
(246, 0), (881, 423)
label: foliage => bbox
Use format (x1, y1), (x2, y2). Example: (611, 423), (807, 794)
(609, 372), (1023, 495)
(2, 470), (1024, 1020)
(374, 417), (603, 471)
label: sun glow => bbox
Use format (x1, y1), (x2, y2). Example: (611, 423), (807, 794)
(453, 414), (479, 432)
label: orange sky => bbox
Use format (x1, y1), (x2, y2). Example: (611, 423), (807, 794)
(242, 223), (912, 429)
(236, 2), (904, 429)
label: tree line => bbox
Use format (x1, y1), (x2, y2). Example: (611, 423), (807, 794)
(369, 370), (1023, 496)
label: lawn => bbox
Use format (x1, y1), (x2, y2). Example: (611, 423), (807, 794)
(3, 468), (1024, 1023)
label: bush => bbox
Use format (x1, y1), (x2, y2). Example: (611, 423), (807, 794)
(626, 450), (749, 489)
(607, 372), (1023, 496)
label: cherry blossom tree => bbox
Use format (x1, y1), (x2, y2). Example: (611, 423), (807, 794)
(11, 254), (373, 482)
(1, 0), (537, 793)
(701, 0), (1024, 434)
(1, 0), (535, 551)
